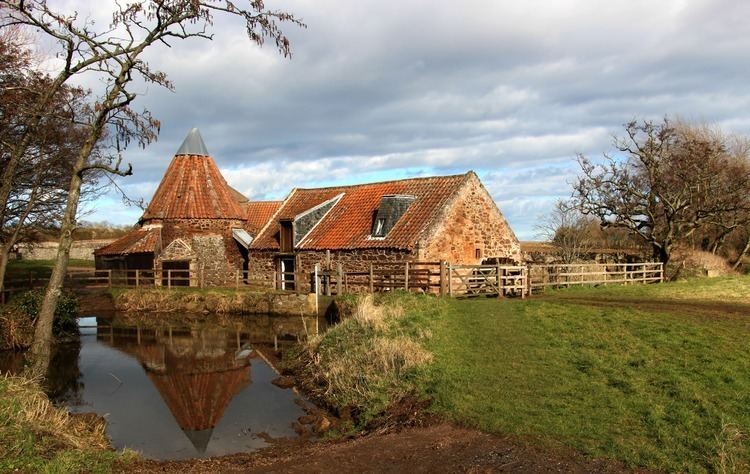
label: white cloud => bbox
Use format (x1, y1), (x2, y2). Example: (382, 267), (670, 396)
(51, 0), (750, 239)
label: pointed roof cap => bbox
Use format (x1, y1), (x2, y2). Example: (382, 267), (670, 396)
(183, 428), (213, 453)
(140, 128), (245, 221)
(175, 128), (209, 156)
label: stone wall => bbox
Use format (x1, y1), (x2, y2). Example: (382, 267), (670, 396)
(192, 234), (238, 285)
(420, 174), (521, 264)
(154, 233), (243, 286)
(15, 239), (114, 261)
(158, 218), (246, 270)
(113, 288), (318, 316)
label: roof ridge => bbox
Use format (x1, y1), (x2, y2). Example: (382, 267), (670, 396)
(293, 171), (472, 192)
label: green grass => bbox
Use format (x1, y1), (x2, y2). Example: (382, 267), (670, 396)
(419, 276), (750, 472)
(5, 259), (95, 280)
(544, 275), (750, 303)
(300, 276), (750, 472)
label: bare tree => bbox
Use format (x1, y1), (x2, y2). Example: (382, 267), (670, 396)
(0, 28), (89, 291)
(1, 0), (303, 375)
(572, 119), (750, 270)
(537, 200), (598, 263)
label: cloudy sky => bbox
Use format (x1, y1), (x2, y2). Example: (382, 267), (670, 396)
(62, 0), (750, 240)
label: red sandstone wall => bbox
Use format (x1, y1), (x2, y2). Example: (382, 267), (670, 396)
(419, 175), (521, 264)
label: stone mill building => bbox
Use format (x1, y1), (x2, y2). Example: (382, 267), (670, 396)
(95, 128), (278, 285)
(248, 171), (522, 290)
(95, 129), (521, 288)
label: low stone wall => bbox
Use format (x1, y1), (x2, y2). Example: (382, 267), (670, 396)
(112, 288), (318, 316)
(15, 239), (114, 261)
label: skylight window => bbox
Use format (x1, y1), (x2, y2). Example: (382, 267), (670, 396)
(371, 195), (416, 238)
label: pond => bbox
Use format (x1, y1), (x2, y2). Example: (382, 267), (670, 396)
(1, 313), (324, 460)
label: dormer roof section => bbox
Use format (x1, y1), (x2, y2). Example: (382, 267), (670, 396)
(371, 194), (416, 238)
(294, 193), (344, 246)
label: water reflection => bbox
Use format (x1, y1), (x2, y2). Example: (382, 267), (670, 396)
(37, 315), (316, 460)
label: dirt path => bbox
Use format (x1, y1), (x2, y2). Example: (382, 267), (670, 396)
(126, 423), (637, 474)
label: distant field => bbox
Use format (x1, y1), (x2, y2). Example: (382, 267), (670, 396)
(5, 259), (95, 280)
(421, 276), (750, 472)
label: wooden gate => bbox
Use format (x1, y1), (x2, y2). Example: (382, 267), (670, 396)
(447, 264), (527, 298)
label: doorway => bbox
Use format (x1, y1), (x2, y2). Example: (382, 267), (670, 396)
(280, 257), (296, 291)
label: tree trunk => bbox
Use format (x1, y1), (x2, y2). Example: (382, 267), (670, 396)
(0, 187), (42, 295)
(27, 172), (84, 376)
(0, 244), (9, 299)
(732, 235), (750, 271)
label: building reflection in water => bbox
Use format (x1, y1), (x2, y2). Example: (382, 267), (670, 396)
(98, 325), (252, 453)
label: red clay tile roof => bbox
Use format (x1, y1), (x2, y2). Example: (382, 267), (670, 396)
(245, 201), (282, 235)
(141, 154), (245, 221)
(94, 227), (160, 256)
(250, 173), (470, 251)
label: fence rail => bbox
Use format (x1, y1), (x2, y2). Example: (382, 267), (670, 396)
(1, 260), (664, 303)
(528, 262), (664, 291)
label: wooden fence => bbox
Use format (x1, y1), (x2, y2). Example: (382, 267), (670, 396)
(1, 261), (664, 303)
(315, 261), (445, 296)
(447, 264), (528, 298)
(527, 262), (664, 291)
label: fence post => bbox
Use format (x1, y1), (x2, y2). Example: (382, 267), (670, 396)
(167, 270), (172, 290)
(135, 269), (140, 288)
(108, 269), (112, 288)
(369, 264), (374, 293)
(314, 263), (320, 295)
(448, 264), (453, 297)
(404, 262), (409, 291)
(235, 269), (240, 289)
(521, 266), (527, 299)
(496, 262), (502, 298)
(439, 261), (446, 297)
(336, 262), (342, 295)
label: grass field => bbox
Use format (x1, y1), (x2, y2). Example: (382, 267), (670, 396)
(301, 276), (750, 472)
(544, 275), (750, 303)
(5, 259), (95, 280)
(422, 276), (750, 472)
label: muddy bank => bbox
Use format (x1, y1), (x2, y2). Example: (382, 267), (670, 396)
(126, 423), (636, 473)
(109, 288), (318, 316)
